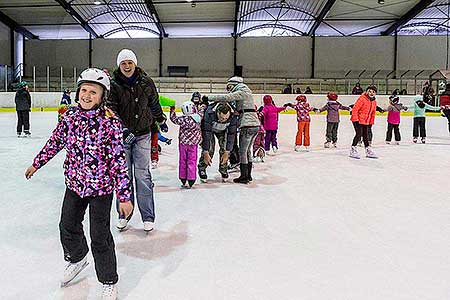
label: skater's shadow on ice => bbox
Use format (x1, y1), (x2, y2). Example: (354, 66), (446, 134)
(348, 157), (383, 168)
(116, 222), (189, 298)
(117, 221), (188, 261)
(61, 276), (90, 300)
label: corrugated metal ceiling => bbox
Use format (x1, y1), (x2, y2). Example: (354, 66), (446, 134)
(0, 0), (448, 39)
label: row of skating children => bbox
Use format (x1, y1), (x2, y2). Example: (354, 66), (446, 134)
(253, 87), (445, 161)
(255, 93), (350, 154)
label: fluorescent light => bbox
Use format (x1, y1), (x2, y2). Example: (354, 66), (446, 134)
(94, 1), (101, 5)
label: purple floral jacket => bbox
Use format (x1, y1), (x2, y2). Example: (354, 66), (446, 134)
(32, 106), (131, 202)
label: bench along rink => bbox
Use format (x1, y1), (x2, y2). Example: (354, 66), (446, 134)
(1, 111), (450, 300)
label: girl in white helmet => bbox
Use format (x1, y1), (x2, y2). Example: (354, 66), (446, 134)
(24, 68), (133, 300)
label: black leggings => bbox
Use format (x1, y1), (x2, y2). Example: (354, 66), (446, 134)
(386, 123), (401, 141)
(352, 122), (370, 147)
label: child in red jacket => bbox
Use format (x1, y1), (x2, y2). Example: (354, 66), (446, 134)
(349, 85), (378, 159)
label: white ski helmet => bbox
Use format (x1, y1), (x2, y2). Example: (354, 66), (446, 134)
(77, 68), (110, 100)
(181, 101), (196, 116)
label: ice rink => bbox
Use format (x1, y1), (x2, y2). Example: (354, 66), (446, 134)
(2, 111), (450, 300)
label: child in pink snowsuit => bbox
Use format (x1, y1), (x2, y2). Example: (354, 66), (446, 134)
(170, 101), (203, 188)
(261, 95), (286, 153)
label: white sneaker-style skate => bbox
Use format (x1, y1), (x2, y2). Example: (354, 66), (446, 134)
(365, 146), (378, 159)
(324, 141), (331, 148)
(413, 137), (418, 143)
(143, 221), (154, 232)
(394, 141), (400, 145)
(61, 256), (89, 287)
(385, 141), (391, 144)
(117, 218), (128, 231)
(421, 137), (426, 144)
(349, 146), (360, 159)
(101, 284), (118, 300)
(303, 146), (310, 152)
(332, 142), (337, 148)
(294, 145), (301, 152)
(272, 146), (278, 153)
(151, 161), (158, 169)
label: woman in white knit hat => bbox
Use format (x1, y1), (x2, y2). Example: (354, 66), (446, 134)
(107, 49), (166, 232)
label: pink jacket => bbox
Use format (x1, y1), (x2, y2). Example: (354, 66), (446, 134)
(387, 103), (407, 125)
(261, 104), (285, 130)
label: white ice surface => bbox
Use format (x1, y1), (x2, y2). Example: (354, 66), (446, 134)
(1, 111), (450, 300)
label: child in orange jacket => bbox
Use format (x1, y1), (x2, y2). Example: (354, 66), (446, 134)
(349, 85), (378, 159)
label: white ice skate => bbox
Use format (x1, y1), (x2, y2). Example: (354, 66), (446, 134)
(151, 161), (158, 169)
(272, 146), (278, 153)
(294, 145), (301, 152)
(413, 137), (418, 143)
(324, 141), (331, 148)
(101, 284), (118, 300)
(421, 137), (426, 144)
(61, 256), (89, 287)
(303, 146), (310, 152)
(349, 146), (360, 159)
(116, 218), (128, 231)
(385, 141), (391, 144)
(332, 142), (337, 148)
(143, 221), (154, 232)
(228, 163), (239, 173)
(365, 146), (378, 159)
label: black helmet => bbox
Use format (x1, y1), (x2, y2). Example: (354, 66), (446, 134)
(191, 92), (201, 103)
(389, 95), (399, 104)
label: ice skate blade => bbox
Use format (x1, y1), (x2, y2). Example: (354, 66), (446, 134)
(60, 261), (89, 288)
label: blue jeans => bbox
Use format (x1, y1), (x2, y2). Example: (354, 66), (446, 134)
(117, 133), (155, 222)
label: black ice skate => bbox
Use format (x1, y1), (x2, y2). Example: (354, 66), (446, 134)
(199, 170), (207, 183)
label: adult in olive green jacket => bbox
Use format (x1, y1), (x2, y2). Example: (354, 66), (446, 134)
(208, 77), (260, 184)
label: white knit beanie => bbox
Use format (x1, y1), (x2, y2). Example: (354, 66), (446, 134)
(117, 49), (137, 67)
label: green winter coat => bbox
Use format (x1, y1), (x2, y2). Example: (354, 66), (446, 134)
(407, 102), (441, 118)
(208, 83), (260, 128)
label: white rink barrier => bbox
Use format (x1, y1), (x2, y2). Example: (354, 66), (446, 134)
(0, 92), (420, 109)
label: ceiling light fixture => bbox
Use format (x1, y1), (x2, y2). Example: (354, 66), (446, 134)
(378, 0), (385, 4)
(94, 1), (101, 5)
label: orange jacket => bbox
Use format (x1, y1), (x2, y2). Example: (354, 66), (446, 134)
(350, 93), (377, 125)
